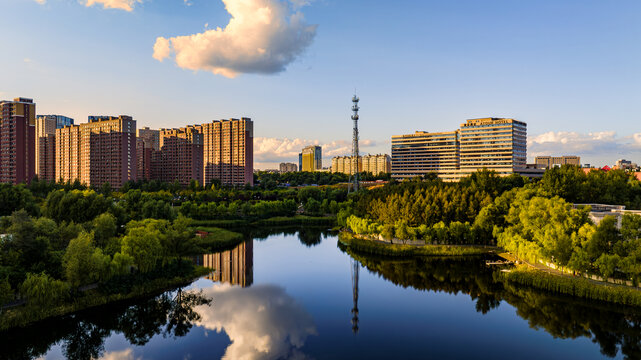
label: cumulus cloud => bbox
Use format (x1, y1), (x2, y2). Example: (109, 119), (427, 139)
(253, 136), (379, 168)
(528, 131), (641, 164)
(195, 283), (317, 360)
(153, 0), (317, 78)
(84, 0), (141, 12)
(98, 348), (141, 360)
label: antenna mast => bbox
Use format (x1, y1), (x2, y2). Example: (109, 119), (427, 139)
(350, 94), (360, 192)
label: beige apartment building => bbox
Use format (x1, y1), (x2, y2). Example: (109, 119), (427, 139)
(392, 117), (528, 181)
(535, 155), (581, 169)
(198, 118), (253, 186)
(279, 162), (297, 173)
(332, 154), (391, 175)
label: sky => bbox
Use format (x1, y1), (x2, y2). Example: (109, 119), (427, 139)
(2, 0), (641, 169)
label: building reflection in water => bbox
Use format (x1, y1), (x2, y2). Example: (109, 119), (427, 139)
(351, 258), (360, 334)
(193, 240), (254, 287)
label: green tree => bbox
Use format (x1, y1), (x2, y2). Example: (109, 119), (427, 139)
(121, 225), (163, 273)
(62, 232), (105, 288)
(20, 272), (69, 308)
(93, 213), (117, 248)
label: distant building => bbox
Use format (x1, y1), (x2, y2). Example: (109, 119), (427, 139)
(535, 155), (581, 169)
(392, 117), (528, 181)
(615, 159), (637, 170)
(0, 98), (36, 184)
(198, 118), (253, 186)
(301, 145), (322, 172)
(279, 162), (297, 173)
(332, 154), (391, 175)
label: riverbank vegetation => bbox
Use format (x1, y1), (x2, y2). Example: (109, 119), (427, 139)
(340, 167), (641, 289)
(338, 233), (496, 257)
(0, 177), (352, 326)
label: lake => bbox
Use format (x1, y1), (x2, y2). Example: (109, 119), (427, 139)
(2, 227), (640, 360)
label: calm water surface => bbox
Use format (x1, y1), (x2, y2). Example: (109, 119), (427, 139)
(3, 228), (641, 360)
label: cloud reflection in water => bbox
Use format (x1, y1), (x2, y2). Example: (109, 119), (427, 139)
(196, 283), (317, 360)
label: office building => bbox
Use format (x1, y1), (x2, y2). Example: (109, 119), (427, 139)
(459, 118), (527, 176)
(279, 162), (297, 173)
(392, 118), (527, 181)
(535, 155), (581, 169)
(56, 115), (136, 188)
(615, 159), (638, 170)
(301, 145), (322, 172)
(298, 152), (302, 171)
(36, 115), (74, 182)
(391, 130), (460, 180)
(199, 118), (253, 186)
(0, 98), (36, 184)
(156, 126), (204, 186)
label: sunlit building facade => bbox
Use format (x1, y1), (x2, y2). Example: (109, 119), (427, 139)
(36, 115), (74, 182)
(0, 98), (36, 184)
(392, 118), (527, 181)
(199, 118), (253, 186)
(301, 145), (322, 172)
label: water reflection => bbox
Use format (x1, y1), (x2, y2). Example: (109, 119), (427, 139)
(245, 226), (333, 247)
(196, 283), (317, 360)
(340, 243), (641, 359)
(194, 240), (254, 287)
(0, 290), (211, 360)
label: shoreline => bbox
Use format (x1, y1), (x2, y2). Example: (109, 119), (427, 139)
(0, 266), (210, 331)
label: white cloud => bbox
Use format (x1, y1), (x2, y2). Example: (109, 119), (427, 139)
(84, 0), (141, 12)
(153, 0), (317, 78)
(528, 131), (641, 165)
(253, 136), (379, 168)
(98, 348), (141, 360)
(34, 0), (46, 4)
(195, 283), (317, 360)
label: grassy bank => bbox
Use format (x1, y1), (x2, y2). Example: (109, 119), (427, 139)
(192, 226), (245, 251)
(0, 264), (210, 330)
(500, 267), (641, 307)
(339, 232), (497, 257)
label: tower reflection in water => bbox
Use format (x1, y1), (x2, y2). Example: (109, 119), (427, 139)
(351, 257), (360, 334)
(193, 240), (254, 287)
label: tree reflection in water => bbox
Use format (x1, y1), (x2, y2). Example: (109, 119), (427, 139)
(0, 289), (212, 360)
(340, 243), (641, 359)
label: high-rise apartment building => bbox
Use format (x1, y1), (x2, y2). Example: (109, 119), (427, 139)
(459, 118), (527, 176)
(199, 118), (253, 186)
(391, 131), (460, 180)
(36, 115), (74, 182)
(535, 155), (581, 169)
(137, 127), (160, 151)
(136, 138), (153, 181)
(279, 162), (297, 173)
(56, 115), (136, 188)
(0, 98), (36, 184)
(55, 124), (81, 183)
(391, 118), (527, 181)
(301, 145), (322, 172)
(156, 126), (203, 186)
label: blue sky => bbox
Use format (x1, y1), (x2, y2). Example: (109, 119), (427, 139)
(2, 0), (641, 169)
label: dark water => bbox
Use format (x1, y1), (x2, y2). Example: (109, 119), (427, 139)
(3, 228), (641, 360)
